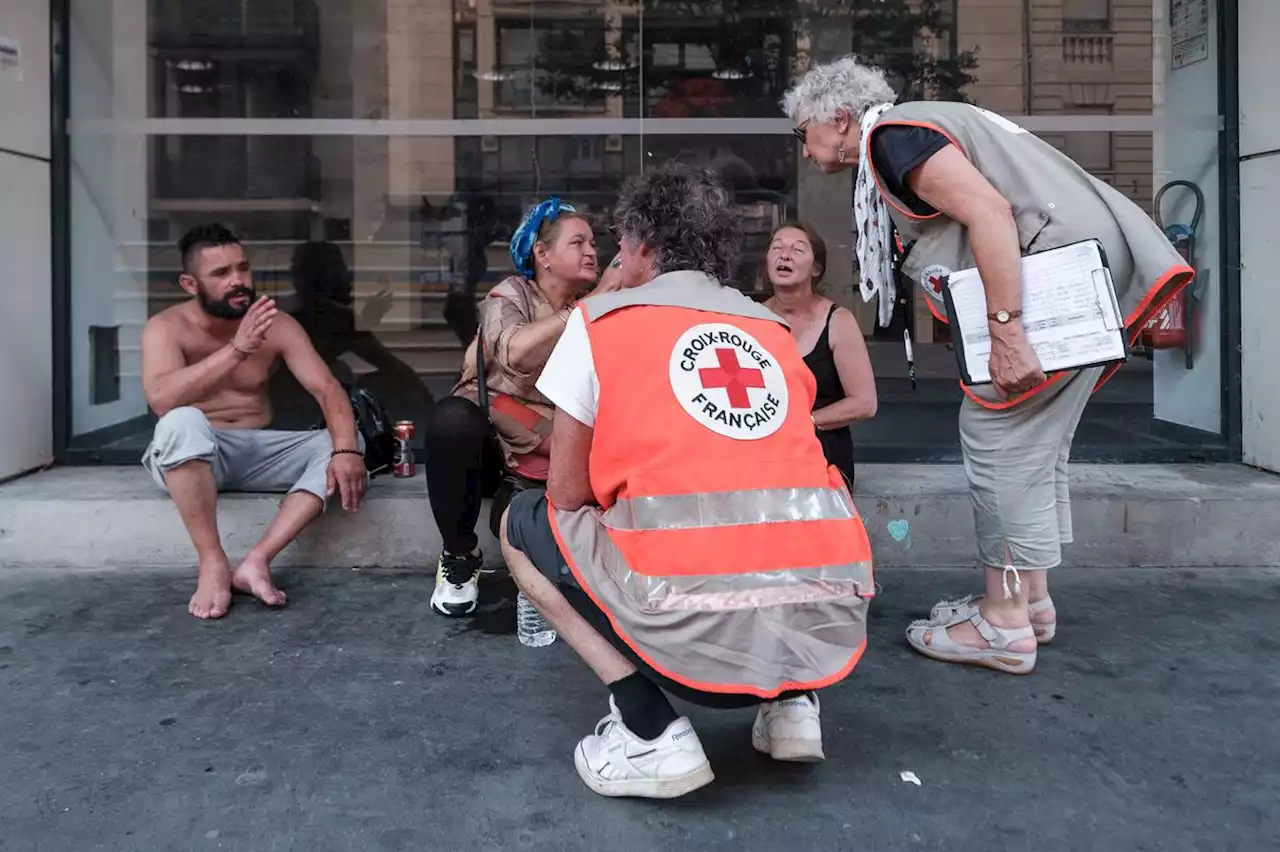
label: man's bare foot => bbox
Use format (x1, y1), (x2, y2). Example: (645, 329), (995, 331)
(231, 556), (287, 608)
(190, 557), (233, 619)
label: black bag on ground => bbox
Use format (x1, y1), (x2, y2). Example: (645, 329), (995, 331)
(313, 384), (398, 478)
(349, 385), (398, 477)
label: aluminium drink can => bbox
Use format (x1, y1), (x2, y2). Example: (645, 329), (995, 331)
(393, 420), (416, 478)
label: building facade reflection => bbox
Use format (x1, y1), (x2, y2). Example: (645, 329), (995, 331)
(64, 0), (1230, 462)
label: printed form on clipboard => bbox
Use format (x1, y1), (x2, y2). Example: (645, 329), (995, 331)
(940, 239), (1128, 386)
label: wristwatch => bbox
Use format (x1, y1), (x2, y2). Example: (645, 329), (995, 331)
(988, 309), (1023, 324)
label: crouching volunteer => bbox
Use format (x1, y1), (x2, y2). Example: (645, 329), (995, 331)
(499, 161), (875, 800)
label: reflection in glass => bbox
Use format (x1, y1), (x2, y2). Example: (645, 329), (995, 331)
(271, 242), (436, 432)
(63, 0), (1228, 460)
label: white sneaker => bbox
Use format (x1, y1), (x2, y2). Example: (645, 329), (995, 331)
(429, 551), (481, 617)
(752, 693), (824, 762)
(574, 698), (715, 799)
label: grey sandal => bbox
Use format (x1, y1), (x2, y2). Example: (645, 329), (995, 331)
(906, 609), (1038, 675)
(929, 594), (1057, 644)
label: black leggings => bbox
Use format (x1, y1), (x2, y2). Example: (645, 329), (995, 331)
(423, 396), (503, 555)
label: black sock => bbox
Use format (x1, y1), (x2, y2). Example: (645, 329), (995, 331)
(608, 673), (678, 741)
(777, 690), (814, 702)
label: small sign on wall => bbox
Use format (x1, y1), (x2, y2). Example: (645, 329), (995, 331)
(0, 37), (21, 82)
(1171, 0), (1210, 70)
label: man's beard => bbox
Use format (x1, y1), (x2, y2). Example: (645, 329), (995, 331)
(198, 284), (255, 320)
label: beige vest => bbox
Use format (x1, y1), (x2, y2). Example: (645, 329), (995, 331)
(549, 272), (874, 697)
(870, 102), (1193, 404)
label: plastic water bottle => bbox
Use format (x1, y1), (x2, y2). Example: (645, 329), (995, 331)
(516, 591), (557, 647)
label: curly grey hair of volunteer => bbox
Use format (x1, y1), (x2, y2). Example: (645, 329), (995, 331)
(780, 54), (896, 125)
(613, 160), (742, 287)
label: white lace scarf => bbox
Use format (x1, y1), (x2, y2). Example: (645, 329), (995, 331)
(854, 102), (897, 327)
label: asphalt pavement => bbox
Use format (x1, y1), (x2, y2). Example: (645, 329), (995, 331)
(1, 566), (1277, 852)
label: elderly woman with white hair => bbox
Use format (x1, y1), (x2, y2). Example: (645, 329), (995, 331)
(781, 56), (1193, 676)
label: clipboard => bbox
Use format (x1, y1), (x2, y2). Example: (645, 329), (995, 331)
(940, 239), (1128, 387)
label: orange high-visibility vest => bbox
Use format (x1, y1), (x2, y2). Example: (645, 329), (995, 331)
(548, 271), (874, 698)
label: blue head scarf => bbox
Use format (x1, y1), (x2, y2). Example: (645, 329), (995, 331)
(509, 197), (577, 279)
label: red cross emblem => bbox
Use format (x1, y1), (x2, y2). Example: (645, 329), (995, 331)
(928, 273), (944, 294)
(699, 348), (765, 409)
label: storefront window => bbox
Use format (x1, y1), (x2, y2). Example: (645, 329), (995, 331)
(65, 0), (1229, 462)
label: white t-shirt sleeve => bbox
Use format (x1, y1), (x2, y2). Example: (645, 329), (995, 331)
(535, 306), (600, 427)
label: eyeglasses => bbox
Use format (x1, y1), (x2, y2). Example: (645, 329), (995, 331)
(792, 122), (808, 143)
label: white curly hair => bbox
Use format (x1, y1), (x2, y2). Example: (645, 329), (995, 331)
(780, 54), (897, 125)
(782, 55), (901, 328)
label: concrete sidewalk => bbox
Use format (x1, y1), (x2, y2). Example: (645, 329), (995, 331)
(1, 566), (1276, 851)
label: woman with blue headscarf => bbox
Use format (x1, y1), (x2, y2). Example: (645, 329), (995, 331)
(425, 197), (620, 618)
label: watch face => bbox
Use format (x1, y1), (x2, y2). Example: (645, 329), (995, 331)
(996, 310), (1010, 323)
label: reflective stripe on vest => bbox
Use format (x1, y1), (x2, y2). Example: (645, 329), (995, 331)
(603, 562), (873, 613)
(551, 500), (872, 697)
(605, 485), (854, 531)
(598, 485), (874, 611)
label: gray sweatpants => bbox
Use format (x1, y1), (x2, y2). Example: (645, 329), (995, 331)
(142, 406), (353, 504)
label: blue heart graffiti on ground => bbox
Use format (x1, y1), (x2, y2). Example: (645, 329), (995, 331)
(887, 519), (910, 543)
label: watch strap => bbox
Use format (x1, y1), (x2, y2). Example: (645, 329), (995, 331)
(988, 309), (1023, 322)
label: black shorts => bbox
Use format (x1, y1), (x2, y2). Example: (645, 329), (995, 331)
(504, 489), (765, 710)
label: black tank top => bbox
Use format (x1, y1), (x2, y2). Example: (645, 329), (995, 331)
(803, 304), (855, 486)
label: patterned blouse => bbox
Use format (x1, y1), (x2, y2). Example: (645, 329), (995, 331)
(451, 275), (559, 468)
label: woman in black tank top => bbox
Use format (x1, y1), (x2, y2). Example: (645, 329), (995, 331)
(763, 222), (878, 487)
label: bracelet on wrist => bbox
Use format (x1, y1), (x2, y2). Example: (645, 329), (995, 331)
(229, 341), (250, 360)
(331, 448), (364, 458)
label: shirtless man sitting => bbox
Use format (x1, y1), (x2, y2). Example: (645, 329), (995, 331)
(141, 224), (368, 619)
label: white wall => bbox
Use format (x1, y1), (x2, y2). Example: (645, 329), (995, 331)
(0, 0), (53, 479)
(1239, 0), (1280, 472)
(1151, 0), (1222, 433)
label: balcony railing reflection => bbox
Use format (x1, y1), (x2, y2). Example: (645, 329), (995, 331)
(1063, 33), (1114, 65)
(150, 0), (319, 50)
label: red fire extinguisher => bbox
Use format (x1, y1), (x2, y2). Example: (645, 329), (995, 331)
(1142, 180), (1205, 365)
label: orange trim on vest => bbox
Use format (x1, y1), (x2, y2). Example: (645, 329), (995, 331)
(953, 260), (1195, 408)
(866, 119), (968, 222)
(960, 371), (1066, 411)
(925, 294), (950, 325)
(1122, 263), (1196, 342)
(549, 500), (868, 698)
(1090, 262), (1195, 394)
(952, 262), (1195, 408)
